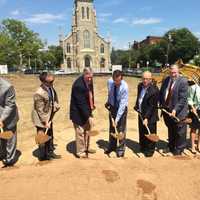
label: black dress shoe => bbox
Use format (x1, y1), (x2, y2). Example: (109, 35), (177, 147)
(104, 149), (113, 155)
(49, 152), (61, 159)
(144, 152), (154, 157)
(2, 160), (14, 168)
(173, 150), (182, 156)
(116, 153), (124, 158)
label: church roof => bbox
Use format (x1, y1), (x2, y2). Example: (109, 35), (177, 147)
(75, 0), (93, 3)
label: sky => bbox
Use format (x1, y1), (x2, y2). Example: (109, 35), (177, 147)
(0, 0), (200, 49)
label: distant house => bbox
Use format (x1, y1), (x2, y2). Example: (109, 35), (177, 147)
(133, 36), (163, 50)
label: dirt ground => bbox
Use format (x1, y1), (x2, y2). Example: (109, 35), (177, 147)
(0, 74), (200, 200)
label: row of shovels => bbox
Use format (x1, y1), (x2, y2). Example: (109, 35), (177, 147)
(136, 107), (199, 143)
(1, 108), (198, 146)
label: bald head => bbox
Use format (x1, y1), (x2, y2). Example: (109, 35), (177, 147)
(142, 71), (152, 87)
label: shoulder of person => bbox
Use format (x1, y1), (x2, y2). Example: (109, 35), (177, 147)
(179, 76), (188, 83)
(73, 76), (83, 87)
(163, 76), (170, 83)
(149, 84), (159, 94)
(107, 77), (113, 84)
(121, 80), (128, 90)
(35, 86), (47, 96)
(0, 78), (12, 89)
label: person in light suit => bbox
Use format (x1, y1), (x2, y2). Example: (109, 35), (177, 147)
(32, 72), (60, 160)
(0, 77), (19, 167)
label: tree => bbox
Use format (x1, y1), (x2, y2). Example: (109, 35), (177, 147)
(0, 19), (43, 69)
(164, 28), (200, 64)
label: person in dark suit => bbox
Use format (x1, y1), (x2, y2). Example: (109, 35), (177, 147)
(134, 71), (159, 157)
(0, 77), (19, 167)
(160, 64), (188, 155)
(70, 67), (95, 158)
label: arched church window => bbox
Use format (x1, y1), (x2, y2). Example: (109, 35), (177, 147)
(67, 58), (71, 68)
(83, 30), (90, 48)
(67, 43), (71, 53)
(87, 7), (90, 19)
(100, 44), (104, 54)
(82, 7), (85, 19)
(100, 58), (105, 68)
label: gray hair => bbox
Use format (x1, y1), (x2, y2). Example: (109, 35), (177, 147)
(83, 67), (93, 74)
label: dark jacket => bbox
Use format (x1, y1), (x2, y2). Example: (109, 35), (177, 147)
(160, 76), (188, 119)
(70, 76), (92, 126)
(135, 83), (159, 124)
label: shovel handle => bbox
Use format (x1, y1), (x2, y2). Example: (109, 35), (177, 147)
(161, 108), (180, 122)
(138, 112), (151, 135)
(191, 110), (200, 122)
(44, 121), (52, 135)
(109, 112), (120, 147)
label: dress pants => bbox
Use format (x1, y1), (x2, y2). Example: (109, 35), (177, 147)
(108, 107), (127, 157)
(36, 123), (54, 159)
(163, 112), (187, 153)
(0, 126), (17, 165)
(138, 117), (156, 156)
(74, 121), (90, 154)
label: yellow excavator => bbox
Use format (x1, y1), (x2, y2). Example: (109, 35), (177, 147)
(153, 59), (200, 85)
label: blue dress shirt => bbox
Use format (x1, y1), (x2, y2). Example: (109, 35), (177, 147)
(107, 78), (128, 123)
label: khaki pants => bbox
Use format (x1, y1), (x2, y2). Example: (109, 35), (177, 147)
(74, 122), (91, 154)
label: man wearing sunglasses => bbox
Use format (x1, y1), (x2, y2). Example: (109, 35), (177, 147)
(32, 72), (60, 160)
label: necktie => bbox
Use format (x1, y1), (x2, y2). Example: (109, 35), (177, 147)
(87, 83), (94, 110)
(114, 85), (118, 108)
(165, 80), (173, 106)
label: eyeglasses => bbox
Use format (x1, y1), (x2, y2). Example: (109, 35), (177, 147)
(142, 78), (152, 80)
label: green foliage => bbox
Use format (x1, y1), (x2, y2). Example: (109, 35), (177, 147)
(111, 28), (200, 68)
(0, 18), (43, 69)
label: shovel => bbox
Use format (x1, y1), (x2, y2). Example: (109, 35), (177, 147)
(190, 109), (200, 122)
(35, 126), (51, 145)
(109, 113), (125, 147)
(161, 108), (192, 124)
(0, 128), (14, 140)
(87, 120), (100, 137)
(137, 111), (160, 143)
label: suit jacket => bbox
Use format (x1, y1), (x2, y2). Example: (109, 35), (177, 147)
(160, 76), (188, 119)
(70, 75), (92, 126)
(32, 84), (60, 128)
(0, 78), (19, 129)
(135, 83), (159, 124)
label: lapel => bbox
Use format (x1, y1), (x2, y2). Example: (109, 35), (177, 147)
(171, 76), (181, 93)
(142, 84), (151, 102)
(163, 76), (170, 98)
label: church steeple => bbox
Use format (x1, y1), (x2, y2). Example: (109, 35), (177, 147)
(75, 0), (93, 6)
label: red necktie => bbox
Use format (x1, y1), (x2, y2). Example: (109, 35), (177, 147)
(165, 80), (173, 106)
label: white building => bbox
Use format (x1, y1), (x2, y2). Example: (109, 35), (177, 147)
(60, 0), (111, 72)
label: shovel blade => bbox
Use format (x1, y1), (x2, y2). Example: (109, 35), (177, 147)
(110, 132), (125, 140)
(88, 130), (100, 137)
(35, 132), (51, 145)
(0, 131), (14, 140)
(145, 134), (159, 142)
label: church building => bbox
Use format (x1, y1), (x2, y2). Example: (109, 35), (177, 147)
(60, 0), (111, 72)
